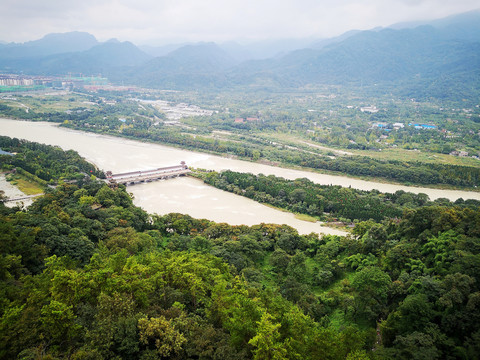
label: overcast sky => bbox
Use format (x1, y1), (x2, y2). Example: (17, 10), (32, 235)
(1, 0), (479, 45)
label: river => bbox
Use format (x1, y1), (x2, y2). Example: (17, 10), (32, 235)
(1, 118), (479, 234)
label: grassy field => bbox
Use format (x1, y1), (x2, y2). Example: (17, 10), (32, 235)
(294, 213), (319, 222)
(6, 174), (44, 195)
(0, 93), (97, 114)
(351, 147), (480, 167)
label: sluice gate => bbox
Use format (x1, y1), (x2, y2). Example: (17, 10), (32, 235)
(106, 161), (190, 186)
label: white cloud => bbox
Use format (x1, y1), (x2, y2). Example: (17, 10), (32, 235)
(0, 0), (478, 44)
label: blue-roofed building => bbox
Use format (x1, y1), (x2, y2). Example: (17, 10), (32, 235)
(408, 123), (437, 130)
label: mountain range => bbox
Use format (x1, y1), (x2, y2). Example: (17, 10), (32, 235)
(1, 10), (479, 100)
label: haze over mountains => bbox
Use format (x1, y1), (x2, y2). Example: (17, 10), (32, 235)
(1, 10), (479, 99)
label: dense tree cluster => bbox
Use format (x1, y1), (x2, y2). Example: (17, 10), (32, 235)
(0, 181), (372, 359)
(2, 180), (480, 359)
(0, 136), (104, 181)
(305, 157), (480, 188)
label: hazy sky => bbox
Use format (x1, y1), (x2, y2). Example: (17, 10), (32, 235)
(1, 0), (479, 44)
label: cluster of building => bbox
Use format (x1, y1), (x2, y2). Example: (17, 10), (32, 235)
(83, 84), (135, 92)
(409, 123), (437, 130)
(449, 150), (470, 157)
(0, 74), (108, 91)
(374, 122), (436, 131)
(360, 105), (379, 113)
(162, 103), (214, 120)
(0, 74), (52, 87)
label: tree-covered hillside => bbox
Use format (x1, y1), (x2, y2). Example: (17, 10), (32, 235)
(1, 138), (480, 359)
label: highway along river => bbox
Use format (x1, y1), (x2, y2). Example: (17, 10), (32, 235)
(2, 119), (480, 234)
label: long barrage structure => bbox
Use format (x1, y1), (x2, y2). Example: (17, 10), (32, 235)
(106, 161), (190, 185)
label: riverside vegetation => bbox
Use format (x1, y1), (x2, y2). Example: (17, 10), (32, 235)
(195, 169), (480, 222)
(1, 138), (480, 359)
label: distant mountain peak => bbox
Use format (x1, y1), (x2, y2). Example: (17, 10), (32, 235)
(0, 31), (99, 59)
(39, 31), (97, 41)
(29, 31), (99, 51)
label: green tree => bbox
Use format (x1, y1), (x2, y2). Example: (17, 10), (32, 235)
(248, 313), (288, 360)
(138, 316), (186, 358)
(351, 267), (392, 323)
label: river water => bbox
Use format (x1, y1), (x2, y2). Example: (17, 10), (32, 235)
(1, 118), (479, 234)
